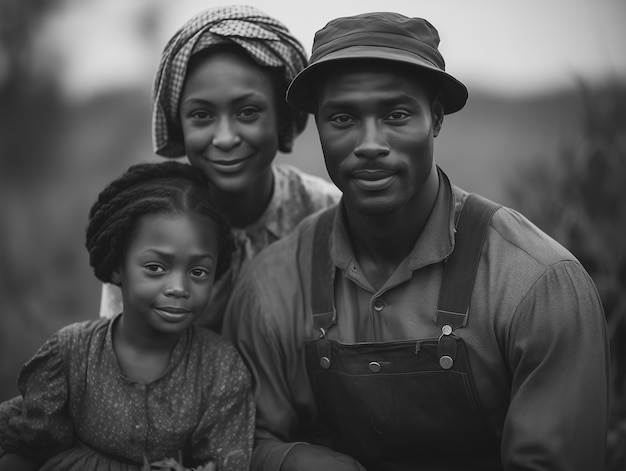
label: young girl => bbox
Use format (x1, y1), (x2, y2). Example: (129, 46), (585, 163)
(0, 161), (253, 471)
(100, 5), (341, 331)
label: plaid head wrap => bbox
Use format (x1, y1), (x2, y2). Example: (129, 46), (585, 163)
(152, 5), (308, 157)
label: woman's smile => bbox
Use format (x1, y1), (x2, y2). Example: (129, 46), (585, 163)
(208, 154), (253, 173)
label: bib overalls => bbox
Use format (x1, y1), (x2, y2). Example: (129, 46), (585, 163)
(303, 194), (504, 470)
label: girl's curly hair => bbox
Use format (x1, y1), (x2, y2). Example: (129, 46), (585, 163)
(85, 161), (234, 284)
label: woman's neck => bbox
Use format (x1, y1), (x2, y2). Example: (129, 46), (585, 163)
(215, 168), (275, 228)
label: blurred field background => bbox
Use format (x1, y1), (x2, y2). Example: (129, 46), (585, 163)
(1, 0), (625, 468)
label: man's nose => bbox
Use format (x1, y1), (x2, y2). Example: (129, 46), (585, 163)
(353, 119), (390, 160)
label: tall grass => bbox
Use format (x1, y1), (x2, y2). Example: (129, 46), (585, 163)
(509, 80), (626, 470)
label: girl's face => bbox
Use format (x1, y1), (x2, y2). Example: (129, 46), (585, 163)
(179, 51), (280, 195)
(114, 212), (219, 337)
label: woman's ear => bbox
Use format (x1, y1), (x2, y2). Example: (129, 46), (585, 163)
(277, 109), (291, 137)
(432, 93), (445, 138)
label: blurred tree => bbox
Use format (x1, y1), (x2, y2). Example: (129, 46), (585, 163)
(0, 0), (68, 182)
(509, 80), (626, 471)
(0, 0), (71, 398)
(0, 0), (155, 401)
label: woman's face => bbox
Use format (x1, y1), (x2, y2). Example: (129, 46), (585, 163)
(179, 51), (280, 195)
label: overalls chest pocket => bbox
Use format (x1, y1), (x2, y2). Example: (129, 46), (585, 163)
(304, 328), (496, 468)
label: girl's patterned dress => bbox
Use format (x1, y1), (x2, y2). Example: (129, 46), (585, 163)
(1, 316), (254, 470)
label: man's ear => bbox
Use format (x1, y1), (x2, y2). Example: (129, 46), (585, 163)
(432, 93), (445, 137)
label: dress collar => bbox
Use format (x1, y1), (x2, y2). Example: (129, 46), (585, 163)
(105, 313), (191, 385)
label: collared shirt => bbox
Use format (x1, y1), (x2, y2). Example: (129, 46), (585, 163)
(222, 168), (609, 471)
(99, 164), (341, 332)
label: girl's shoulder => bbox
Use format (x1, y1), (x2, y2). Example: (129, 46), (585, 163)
(187, 327), (250, 380)
(31, 318), (112, 366)
(188, 326), (238, 357)
(18, 319), (111, 388)
(53, 318), (111, 346)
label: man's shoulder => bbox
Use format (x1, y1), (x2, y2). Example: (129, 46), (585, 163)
(487, 202), (578, 268)
(237, 205), (339, 304)
(250, 205), (333, 271)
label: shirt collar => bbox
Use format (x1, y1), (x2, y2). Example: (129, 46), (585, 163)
(330, 167), (460, 275)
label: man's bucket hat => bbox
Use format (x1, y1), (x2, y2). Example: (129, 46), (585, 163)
(287, 12), (468, 114)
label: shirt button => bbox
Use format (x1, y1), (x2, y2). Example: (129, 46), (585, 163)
(369, 361), (382, 373)
(320, 356), (331, 369)
(373, 299), (385, 311)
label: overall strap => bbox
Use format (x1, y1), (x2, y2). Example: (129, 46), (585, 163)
(435, 193), (501, 329)
(435, 193), (500, 370)
(309, 206), (337, 333)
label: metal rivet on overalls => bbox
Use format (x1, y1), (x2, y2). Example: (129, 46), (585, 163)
(320, 356), (331, 369)
(442, 324), (453, 336)
(439, 355), (454, 370)
(368, 361), (382, 373)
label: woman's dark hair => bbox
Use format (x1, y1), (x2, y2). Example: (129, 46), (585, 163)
(85, 161), (234, 284)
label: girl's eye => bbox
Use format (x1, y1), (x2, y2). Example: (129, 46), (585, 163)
(190, 267), (211, 279)
(145, 263), (165, 273)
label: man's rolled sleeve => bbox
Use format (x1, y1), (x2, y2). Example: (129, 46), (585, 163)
(502, 260), (609, 470)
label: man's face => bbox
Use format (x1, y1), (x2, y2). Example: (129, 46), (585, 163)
(315, 64), (441, 217)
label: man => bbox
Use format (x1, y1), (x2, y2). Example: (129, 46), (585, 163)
(222, 12), (609, 471)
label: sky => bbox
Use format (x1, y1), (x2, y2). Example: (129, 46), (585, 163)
(44, 0), (626, 100)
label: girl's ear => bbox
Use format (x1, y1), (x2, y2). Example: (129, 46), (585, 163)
(111, 270), (122, 285)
